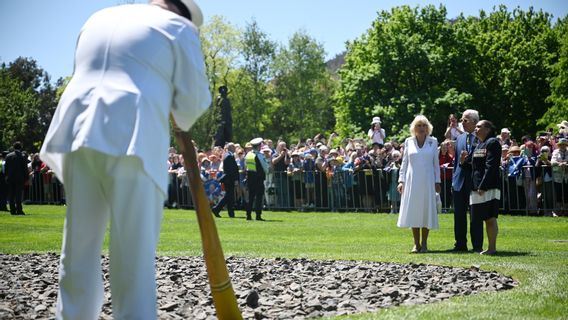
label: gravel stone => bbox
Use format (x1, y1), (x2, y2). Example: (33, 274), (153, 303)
(0, 253), (517, 319)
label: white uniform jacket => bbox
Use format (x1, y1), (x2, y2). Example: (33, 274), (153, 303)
(40, 4), (211, 196)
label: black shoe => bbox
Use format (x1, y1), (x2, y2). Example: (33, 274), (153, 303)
(451, 247), (468, 252)
(246, 216), (252, 221)
(256, 217), (264, 221)
(472, 248), (483, 253)
(212, 211), (221, 218)
(0, 207), (9, 212)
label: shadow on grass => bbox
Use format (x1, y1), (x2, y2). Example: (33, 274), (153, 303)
(219, 216), (284, 222)
(425, 249), (530, 257)
(255, 218), (284, 223)
(481, 250), (531, 257)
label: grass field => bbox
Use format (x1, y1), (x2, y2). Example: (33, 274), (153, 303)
(1, 205), (567, 319)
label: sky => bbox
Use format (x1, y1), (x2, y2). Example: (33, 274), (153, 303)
(1, 1), (567, 81)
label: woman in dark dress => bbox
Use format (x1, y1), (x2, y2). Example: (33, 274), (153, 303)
(470, 120), (502, 255)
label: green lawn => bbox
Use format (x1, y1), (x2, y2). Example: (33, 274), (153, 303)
(1, 206), (567, 319)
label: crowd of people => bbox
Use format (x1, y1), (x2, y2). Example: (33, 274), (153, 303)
(166, 127), (407, 214)
(3, 0), (563, 317)
(159, 117), (568, 217)
(3, 118), (568, 220)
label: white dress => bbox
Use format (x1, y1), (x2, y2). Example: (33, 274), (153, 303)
(397, 136), (441, 229)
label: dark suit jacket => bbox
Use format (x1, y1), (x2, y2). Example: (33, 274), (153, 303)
(222, 152), (239, 183)
(4, 150), (28, 184)
(452, 132), (474, 192)
(471, 137), (501, 191)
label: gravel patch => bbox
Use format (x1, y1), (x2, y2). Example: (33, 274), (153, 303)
(1, 253), (517, 319)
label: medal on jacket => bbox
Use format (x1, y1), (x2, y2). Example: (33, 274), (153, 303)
(466, 134), (473, 152)
(474, 149), (487, 158)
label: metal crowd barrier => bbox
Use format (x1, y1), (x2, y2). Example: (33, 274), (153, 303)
(21, 166), (567, 215)
(160, 166), (568, 215)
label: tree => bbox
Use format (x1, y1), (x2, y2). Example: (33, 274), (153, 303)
(334, 5), (476, 141)
(271, 30), (336, 142)
(334, 5), (561, 142)
(0, 57), (61, 152)
(230, 19), (276, 141)
(470, 6), (558, 139)
(540, 17), (568, 130)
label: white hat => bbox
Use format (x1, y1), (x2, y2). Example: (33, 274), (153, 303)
(250, 137), (263, 146)
(371, 117), (381, 125)
(557, 120), (568, 129)
(501, 128), (511, 134)
(261, 146), (271, 153)
(180, 0), (204, 27)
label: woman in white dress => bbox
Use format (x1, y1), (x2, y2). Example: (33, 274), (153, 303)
(397, 115), (441, 253)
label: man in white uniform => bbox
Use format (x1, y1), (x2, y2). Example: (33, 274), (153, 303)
(39, 1), (210, 319)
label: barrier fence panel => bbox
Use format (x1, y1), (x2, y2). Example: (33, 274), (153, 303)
(24, 172), (65, 205)
(21, 166), (567, 215)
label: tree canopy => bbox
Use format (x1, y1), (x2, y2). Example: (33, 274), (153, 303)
(334, 5), (564, 142)
(0, 57), (62, 152)
(1, 5), (566, 152)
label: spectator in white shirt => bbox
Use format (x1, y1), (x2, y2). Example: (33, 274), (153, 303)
(368, 117), (386, 145)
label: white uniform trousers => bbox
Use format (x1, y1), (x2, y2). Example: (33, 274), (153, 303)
(56, 148), (164, 320)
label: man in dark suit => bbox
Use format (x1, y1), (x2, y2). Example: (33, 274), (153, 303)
(212, 142), (239, 218)
(452, 110), (484, 252)
(4, 142), (29, 215)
